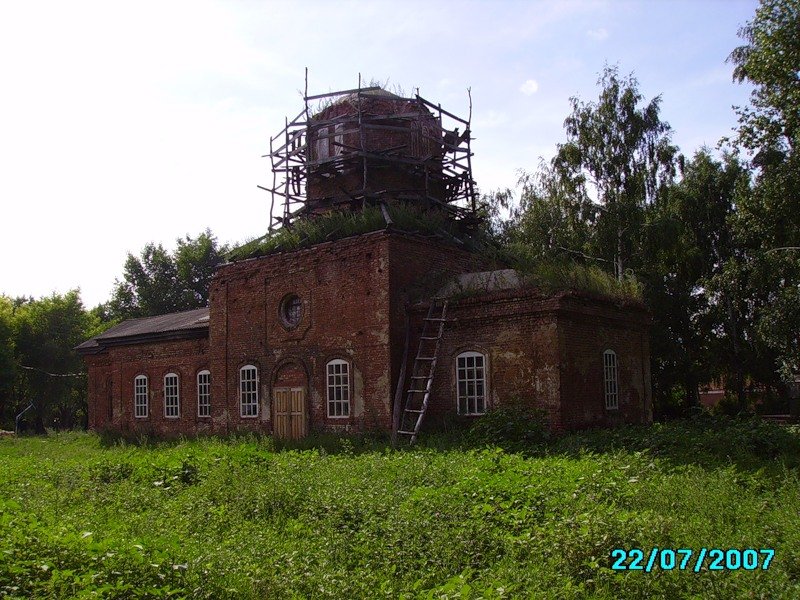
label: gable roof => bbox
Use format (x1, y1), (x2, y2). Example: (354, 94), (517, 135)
(76, 307), (209, 354)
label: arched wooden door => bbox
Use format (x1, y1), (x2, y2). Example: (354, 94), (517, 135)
(273, 363), (308, 439)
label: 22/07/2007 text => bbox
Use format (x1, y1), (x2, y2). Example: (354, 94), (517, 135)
(610, 548), (775, 572)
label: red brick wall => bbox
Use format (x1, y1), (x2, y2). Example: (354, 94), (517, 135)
(405, 289), (651, 432)
(84, 231), (651, 437)
(557, 295), (651, 429)
(85, 337), (211, 436)
(387, 233), (496, 416)
(307, 96), (444, 204)
(209, 231), (394, 435)
(410, 290), (562, 429)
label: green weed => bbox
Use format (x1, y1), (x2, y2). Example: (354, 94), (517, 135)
(0, 421), (798, 598)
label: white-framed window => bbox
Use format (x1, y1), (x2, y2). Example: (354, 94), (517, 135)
(326, 359), (350, 418)
(164, 373), (180, 418)
(240, 365), (259, 417)
(603, 350), (619, 410)
(134, 375), (148, 418)
(456, 352), (487, 415)
(197, 370), (211, 418)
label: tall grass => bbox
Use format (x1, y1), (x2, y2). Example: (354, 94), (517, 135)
(229, 203), (643, 302)
(1, 419), (798, 598)
(483, 242), (643, 301)
(227, 203), (462, 260)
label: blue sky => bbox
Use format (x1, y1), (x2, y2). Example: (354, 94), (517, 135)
(0, 0), (758, 308)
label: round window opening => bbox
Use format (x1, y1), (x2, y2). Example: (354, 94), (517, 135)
(280, 294), (303, 328)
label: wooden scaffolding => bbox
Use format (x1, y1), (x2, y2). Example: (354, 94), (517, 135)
(261, 76), (479, 231)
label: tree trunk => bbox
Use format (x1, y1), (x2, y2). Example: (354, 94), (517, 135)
(725, 293), (747, 410)
(684, 372), (699, 408)
(33, 401), (47, 434)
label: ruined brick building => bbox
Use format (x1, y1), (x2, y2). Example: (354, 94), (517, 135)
(78, 86), (652, 440)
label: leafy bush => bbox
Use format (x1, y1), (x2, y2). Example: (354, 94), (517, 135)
(466, 400), (551, 451)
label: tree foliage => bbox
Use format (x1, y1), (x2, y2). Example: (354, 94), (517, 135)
(729, 0), (800, 153)
(502, 160), (596, 264)
(4, 292), (99, 432)
(642, 150), (748, 409)
(554, 66), (677, 278)
(0, 297), (16, 424)
(107, 229), (228, 320)
(727, 0), (800, 382)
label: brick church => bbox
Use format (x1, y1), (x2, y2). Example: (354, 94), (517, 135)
(77, 86), (652, 440)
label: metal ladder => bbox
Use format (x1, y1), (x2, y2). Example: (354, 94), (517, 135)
(397, 298), (449, 444)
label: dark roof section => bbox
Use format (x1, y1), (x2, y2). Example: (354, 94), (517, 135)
(76, 307), (209, 354)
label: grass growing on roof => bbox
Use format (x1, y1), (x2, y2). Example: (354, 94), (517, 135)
(465, 241), (644, 302)
(227, 203), (468, 261)
(228, 203), (642, 301)
(521, 260), (643, 301)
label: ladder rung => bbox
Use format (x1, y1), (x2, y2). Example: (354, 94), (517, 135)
(398, 299), (448, 445)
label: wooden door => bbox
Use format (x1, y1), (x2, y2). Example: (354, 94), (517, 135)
(273, 387), (306, 439)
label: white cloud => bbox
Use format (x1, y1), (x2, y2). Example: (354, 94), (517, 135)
(473, 110), (509, 129)
(520, 79), (540, 96)
(587, 27), (609, 41)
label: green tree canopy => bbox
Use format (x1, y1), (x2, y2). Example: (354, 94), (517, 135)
(728, 0), (800, 382)
(642, 150), (749, 409)
(0, 297), (16, 426)
(12, 291), (98, 432)
(729, 0), (800, 153)
(107, 229), (228, 320)
(554, 65), (677, 279)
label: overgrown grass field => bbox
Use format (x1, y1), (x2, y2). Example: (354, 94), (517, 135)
(1, 417), (799, 598)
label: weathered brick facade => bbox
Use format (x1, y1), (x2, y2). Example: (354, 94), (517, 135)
(78, 88), (651, 438)
(410, 288), (651, 431)
(80, 230), (651, 437)
(84, 337), (210, 436)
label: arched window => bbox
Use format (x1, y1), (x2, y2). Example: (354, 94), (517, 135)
(240, 365), (259, 417)
(134, 375), (148, 418)
(197, 370), (211, 418)
(456, 351), (487, 415)
(326, 359), (350, 418)
(164, 373), (180, 418)
(603, 350), (619, 410)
